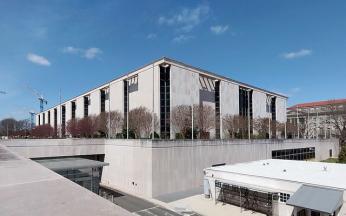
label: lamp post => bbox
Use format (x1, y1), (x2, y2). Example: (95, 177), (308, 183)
(108, 83), (111, 139)
(59, 89), (62, 138)
(191, 104), (194, 140)
(307, 108), (310, 139)
(296, 107), (300, 139)
(316, 108), (319, 139)
(152, 63), (155, 140)
(124, 76), (129, 139)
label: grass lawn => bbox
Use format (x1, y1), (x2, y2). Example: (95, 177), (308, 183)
(321, 158), (340, 163)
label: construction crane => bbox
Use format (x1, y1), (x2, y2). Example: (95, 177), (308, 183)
(27, 86), (48, 112)
(29, 111), (36, 129)
(38, 95), (48, 112)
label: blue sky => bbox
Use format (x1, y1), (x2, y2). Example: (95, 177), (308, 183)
(0, 0), (346, 120)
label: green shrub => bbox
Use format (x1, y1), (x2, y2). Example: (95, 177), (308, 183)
(175, 133), (184, 139)
(338, 145), (346, 163)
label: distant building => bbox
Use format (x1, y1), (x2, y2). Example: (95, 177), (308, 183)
(287, 99), (346, 139)
(36, 57), (287, 139)
(204, 159), (346, 216)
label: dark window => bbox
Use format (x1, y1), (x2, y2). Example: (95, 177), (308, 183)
(160, 64), (170, 139)
(215, 80), (220, 139)
(71, 101), (76, 119)
(279, 193), (290, 203)
(272, 147), (315, 160)
(48, 111), (51, 125)
(84, 96), (89, 117)
(297, 209), (306, 216)
(271, 97), (276, 138)
(215, 181), (275, 215)
(61, 105), (66, 137)
(54, 108), (57, 135)
(311, 211), (320, 216)
(38, 115), (41, 126)
(43, 113), (45, 125)
(329, 149), (332, 157)
(123, 80), (128, 130)
(100, 89), (106, 113)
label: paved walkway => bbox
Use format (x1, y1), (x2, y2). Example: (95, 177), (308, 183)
(169, 194), (265, 216)
(99, 186), (201, 216)
(0, 144), (130, 216)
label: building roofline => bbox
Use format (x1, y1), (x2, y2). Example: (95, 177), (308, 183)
(38, 56), (287, 114)
(288, 98), (346, 110)
(162, 57), (288, 98)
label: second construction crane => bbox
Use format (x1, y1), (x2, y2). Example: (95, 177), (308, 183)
(27, 86), (48, 112)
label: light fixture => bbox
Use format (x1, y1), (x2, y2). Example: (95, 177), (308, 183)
(160, 63), (170, 68)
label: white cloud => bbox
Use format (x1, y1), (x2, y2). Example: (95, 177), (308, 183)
(172, 35), (194, 43)
(158, 4), (210, 32)
(62, 46), (102, 59)
(282, 49), (312, 59)
(27, 53), (51, 66)
(210, 25), (229, 35)
(84, 48), (102, 59)
(146, 33), (157, 39)
(62, 46), (81, 54)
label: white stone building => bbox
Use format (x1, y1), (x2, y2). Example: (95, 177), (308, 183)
(287, 99), (346, 139)
(35, 57), (287, 139)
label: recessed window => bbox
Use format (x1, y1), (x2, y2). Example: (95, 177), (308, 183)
(279, 192), (290, 203)
(71, 101), (76, 119)
(84, 96), (90, 117)
(272, 147), (315, 161)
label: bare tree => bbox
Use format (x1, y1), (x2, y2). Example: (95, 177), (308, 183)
(142, 113), (159, 138)
(96, 112), (108, 137)
(222, 114), (245, 139)
(31, 124), (54, 138)
(107, 111), (123, 138)
(0, 118), (32, 138)
(253, 118), (269, 139)
(78, 116), (98, 138)
(286, 121), (297, 138)
(327, 104), (346, 143)
(253, 118), (281, 139)
(0, 118), (18, 136)
(276, 122), (286, 138)
(193, 104), (215, 139)
(171, 105), (192, 138)
(128, 106), (154, 138)
(66, 119), (80, 137)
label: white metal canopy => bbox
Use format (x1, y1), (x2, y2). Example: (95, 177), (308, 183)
(286, 185), (344, 214)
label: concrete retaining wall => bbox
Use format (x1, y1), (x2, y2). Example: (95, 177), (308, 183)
(100, 139), (340, 198)
(1, 138), (340, 199)
(2, 139), (105, 158)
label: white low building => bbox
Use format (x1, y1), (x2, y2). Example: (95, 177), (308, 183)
(204, 159), (346, 216)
